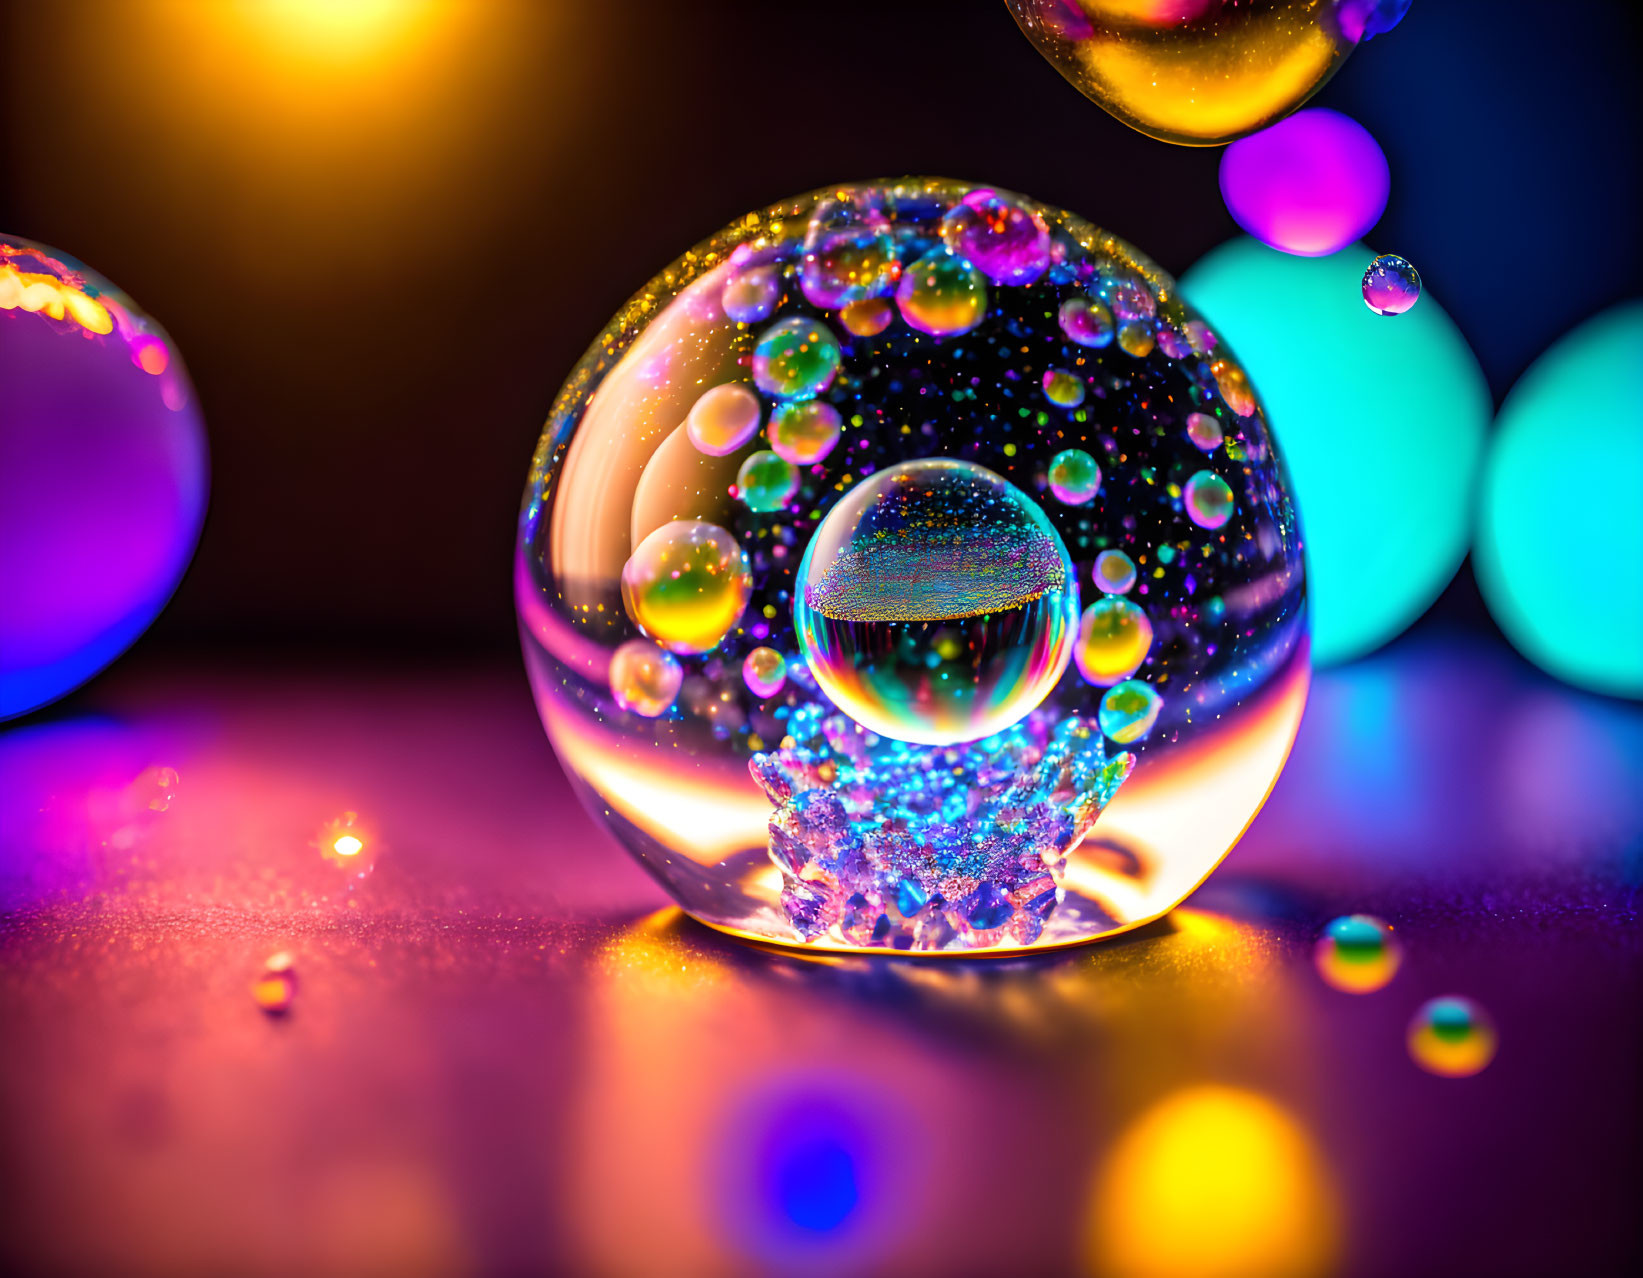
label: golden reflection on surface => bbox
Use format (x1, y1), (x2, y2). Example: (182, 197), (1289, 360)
(1087, 1086), (1338, 1278)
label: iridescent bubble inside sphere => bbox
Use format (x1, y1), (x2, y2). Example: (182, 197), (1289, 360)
(517, 179), (1309, 954)
(1361, 253), (1422, 316)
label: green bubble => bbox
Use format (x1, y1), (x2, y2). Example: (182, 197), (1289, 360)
(1098, 679), (1162, 744)
(752, 316), (841, 400)
(737, 449), (799, 512)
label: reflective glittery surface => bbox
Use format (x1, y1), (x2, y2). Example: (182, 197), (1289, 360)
(517, 178), (1308, 954)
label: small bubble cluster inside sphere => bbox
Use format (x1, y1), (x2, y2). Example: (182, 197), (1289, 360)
(518, 179), (1308, 953)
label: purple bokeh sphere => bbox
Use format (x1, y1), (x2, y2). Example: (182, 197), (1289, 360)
(1218, 108), (1390, 258)
(1, 234), (208, 719)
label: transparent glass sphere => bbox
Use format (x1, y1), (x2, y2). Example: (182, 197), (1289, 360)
(517, 178), (1308, 955)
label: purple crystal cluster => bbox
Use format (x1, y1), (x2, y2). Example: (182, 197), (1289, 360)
(750, 703), (1134, 951)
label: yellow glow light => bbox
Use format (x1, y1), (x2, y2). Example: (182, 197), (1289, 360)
(240, 0), (436, 58)
(332, 834), (364, 857)
(1089, 1086), (1338, 1278)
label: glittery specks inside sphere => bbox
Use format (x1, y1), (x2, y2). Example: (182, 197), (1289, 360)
(517, 179), (1308, 955)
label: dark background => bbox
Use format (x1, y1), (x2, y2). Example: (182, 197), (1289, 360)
(4, 0), (1640, 655)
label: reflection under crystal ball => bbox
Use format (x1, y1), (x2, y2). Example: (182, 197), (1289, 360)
(1, 234), (208, 720)
(517, 178), (1309, 954)
(793, 459), (1078, 746)
(1005, 1), (1387, 146)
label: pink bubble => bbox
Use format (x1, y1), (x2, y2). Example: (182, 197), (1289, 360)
(1218, 109), (1389, 257)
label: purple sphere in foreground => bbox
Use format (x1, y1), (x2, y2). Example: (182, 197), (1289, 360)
(1, 234), (208, 719)
(1218, 109), (1390, 258)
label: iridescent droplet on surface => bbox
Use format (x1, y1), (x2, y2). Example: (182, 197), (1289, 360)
(1362, 254), (1422, 316)
(1117, 321), (1156, 358)
(1186, 411), (1224, 451)
(1059, 296), (1114, 348)
(1408, 996), (1498, 1077)
(939, 188), (1052, 285)
(686, 383), (762, 456)
(252, 952), (298, 1015)
(1099, 680), (1163, 744)
(793, 458), (1078, 746)
(742, 646), (788, 698)
(800, 209), (898, 310)
(895, 249), (988, 337)
(1075, 596), (1153, 686)
(1093, 549), (1137, 595)
(721, 263), (781, 324)
(620, 519), (752, 654)
(610, 638), (684, 717)
(753, 317), (841, 400)
(840, 297), (894, 337)
(1184, 470), (1236, 529)
(1314, 914), (1402, 993)
(768, 399), (842, 465)
(737, 450), (800, 513)
(1212, 358), (1257, 417)
(1048, 448), (1102, 505)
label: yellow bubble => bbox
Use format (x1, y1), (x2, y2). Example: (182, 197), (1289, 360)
(1007, 0), (1358, 146)
(1117, 320), (1156, 358)
(1212, 357), (1257, 417)
(1075, 595), (1153, 685)
(839, 296), (895, 336)
(767, 398), (842, 465)
(620, 519), (752, 654)
(252, 952), (298, 1015)
(609, 638), (683, 717)
(685, 382), (761, 456)
(894, 248), (988, 337)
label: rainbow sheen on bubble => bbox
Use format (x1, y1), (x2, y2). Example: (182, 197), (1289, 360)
(1185, 469), (1236, 529)
(687, 382), (762, 456)
(516, 178), (1307, 955)
(620, 519), (752, 654)
(1186, 411), (1224, 451)
(1099, 680), (1162, 744)
(1313, 914), (1402, 993)
(738, 450), (800, 513)
(1005, 2), (1373, 146)
(753, 316), (841, 400)
(768, 399), (842, 465)
(1093, 549), (1137, 595)
(1048, 448), (1102, 505)
(1075, 596), (1154, 686)
(610, 638), (684, 717)
(895, 248), (988, 337)
(793, 459), (1078, 747)
(1408, 996), (1498, 1078)
(1362, 254), (1422, 316)
(742, 646), (788, 698)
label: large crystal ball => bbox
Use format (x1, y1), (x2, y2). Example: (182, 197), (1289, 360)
(517, 179), (1308, 954)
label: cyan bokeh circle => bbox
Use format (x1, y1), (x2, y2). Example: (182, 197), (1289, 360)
(1181, 238), (1490, 665)
(1475, 301), (1643, 698)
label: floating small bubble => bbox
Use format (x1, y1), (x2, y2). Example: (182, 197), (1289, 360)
(743, 646), (788, 698)
(1408, 996), (1498, 1077)
(1042, 367), (1086, 408)
(1048, 448), (1102, 505)
(1093, 549), (1137, 595)
(1117, 321), (1156, 358)
(800, 212), (898, 309)
(768, 399), (842, 465)
(1075, 596), (1153, 686)
(721, 263), (781, 324)
(620, 519), (752, 653)
(895, 248), (988, 337)
(1186, 412), (1224, 452)
(753, 317), (841, 400)
(793, 458), (1078, 745)
(939, 188), (1051, 286)
(1099, 680), (1162, 744)
(1314, 914), (1402, 993)
(1059, 296), (1114, 348)
(839, 297), (894, 337)
(686, 383), (762, 456)
(610, 638), (683, 717)
(1184, 470), (1236, 530)
(252, 952), (297, 1015)
(737, 450), (800, 513)
(1362, 254), (1422, 316)
(1099, 271), (1156, 322)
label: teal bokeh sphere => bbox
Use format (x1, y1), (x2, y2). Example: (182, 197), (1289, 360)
(1181, 239), (1490, 665)
(1475, 302), (1643, 698)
